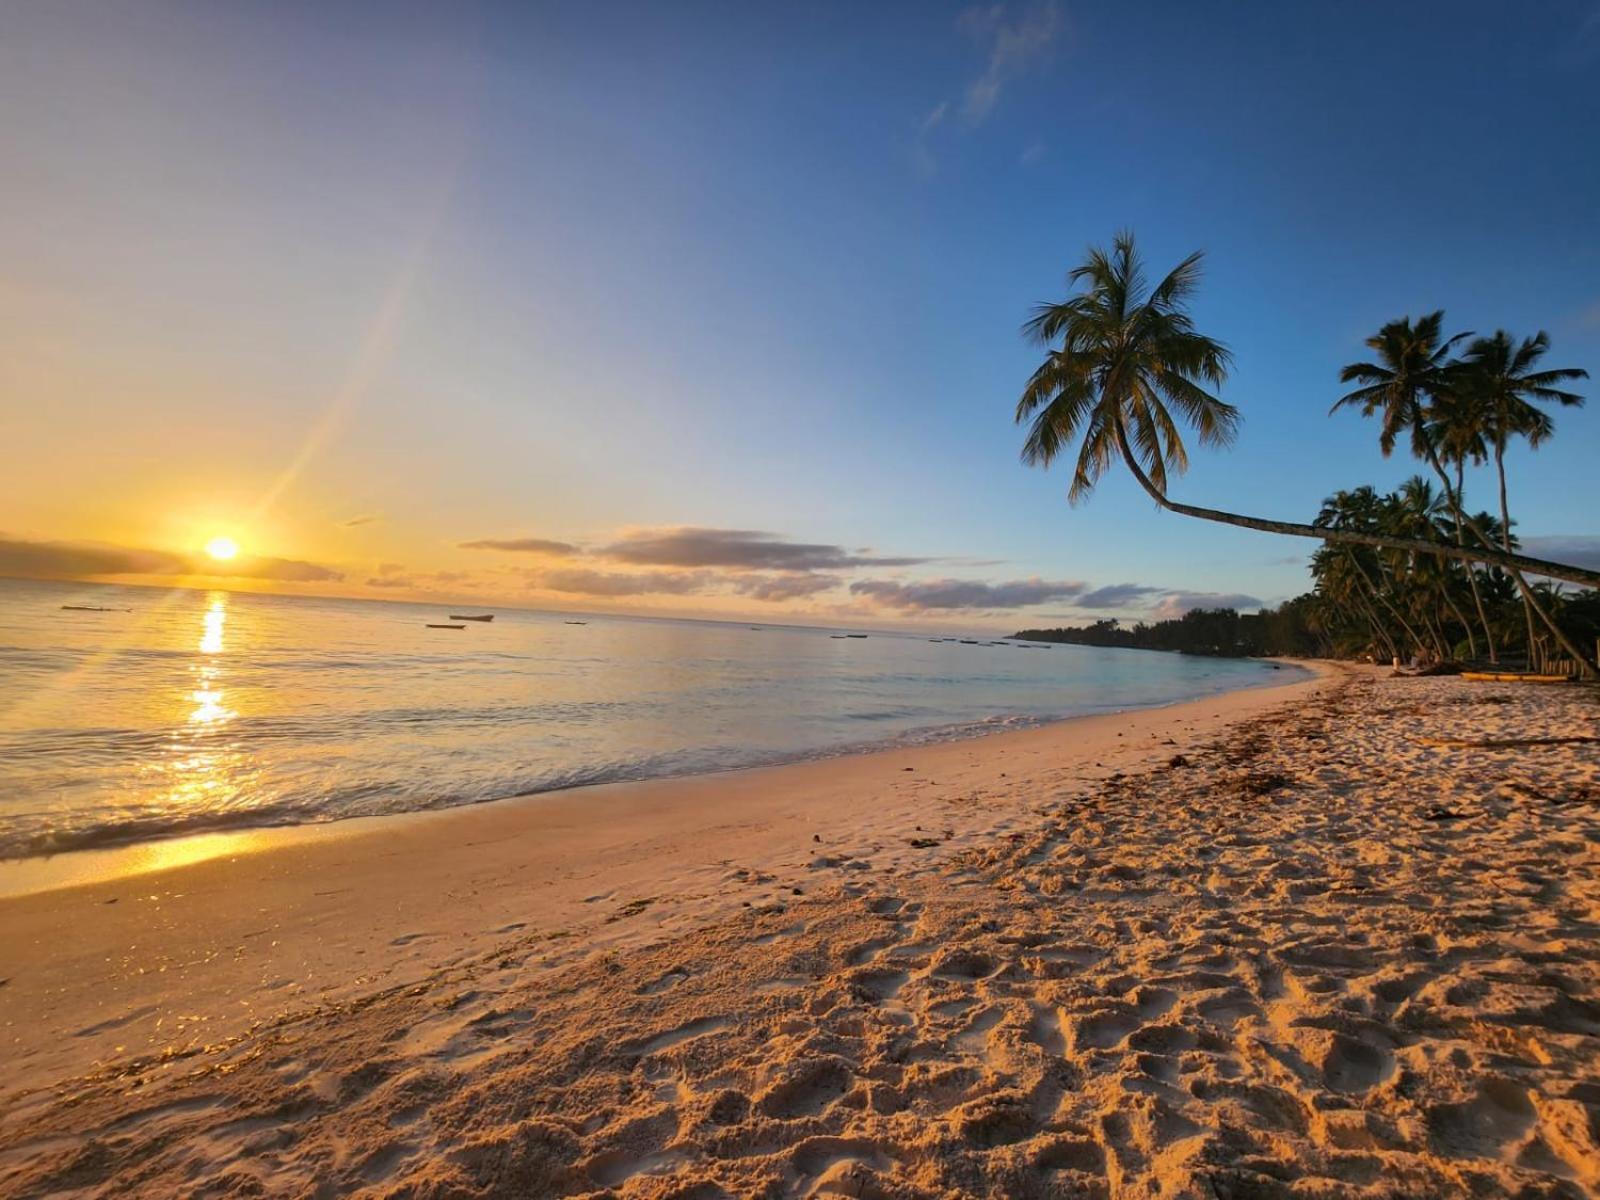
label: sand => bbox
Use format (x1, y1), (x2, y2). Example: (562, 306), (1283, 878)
(2, 664), (1598, 1198)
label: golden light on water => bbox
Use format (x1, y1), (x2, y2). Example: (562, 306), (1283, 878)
(199, 598), (226, 655)
(204, 536), (239, 562)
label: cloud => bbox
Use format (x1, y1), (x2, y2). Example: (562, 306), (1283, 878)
(1076, 582), (1160, 609)
(601, 527), (930, 571)
(365, 575), (413, 589)
(956, 2), (1061, 125)
(0, 536), (188, 578)
(0, 535), (341, 583)
(341, 514), (380, 528)
(460, 537), (581, 556)
(229, 556), (344, 583)
(730, 573), (840, 602)
(1521, 535), (1600, 572)
(851, 576), (1086, 612)
(529, 567), (709, 598)
(1150, 591), (1265, 620)
(1019, 141), (1046, 167)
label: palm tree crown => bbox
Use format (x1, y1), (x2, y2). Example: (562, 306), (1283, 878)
(1333, 311), (1469, 458)
(1016, 231), (1235, 503)
(1457, 330), (1586, 451)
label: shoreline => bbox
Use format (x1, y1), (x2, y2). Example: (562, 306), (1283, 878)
(0, 658), (1313, 899)
(0, 660), (1330, 1103)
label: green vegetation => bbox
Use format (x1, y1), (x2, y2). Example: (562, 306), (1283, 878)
(1015, 232), (1592, 671)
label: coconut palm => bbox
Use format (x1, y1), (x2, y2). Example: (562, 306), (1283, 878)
(1425, 388), (1496, 659)
(1014, 233), (1600, 589)
(1333, 313), (1469, 466)
(1457, 330), (1588, 658)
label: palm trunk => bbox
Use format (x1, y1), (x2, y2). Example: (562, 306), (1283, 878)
(1495, 439), (1540, 664)
(1441, 588), (1475, 658)
(1104, 422), (1600, 589)
(1416, 409), (1595, 675)
(1453, 461), (1494, 662)
(1345, 549), (1421, 656)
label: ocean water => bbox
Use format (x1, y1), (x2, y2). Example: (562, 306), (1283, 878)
(0, 578), (1299, 860)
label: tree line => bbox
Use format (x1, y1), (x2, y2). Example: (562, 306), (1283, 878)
(1013, 232), (1593, 671)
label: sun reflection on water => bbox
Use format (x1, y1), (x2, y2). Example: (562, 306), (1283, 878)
(167, 593), (238, 810)
(199, 596), (226, 655)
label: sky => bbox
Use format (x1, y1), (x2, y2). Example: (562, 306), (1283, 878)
(3, 0), (1598, 630)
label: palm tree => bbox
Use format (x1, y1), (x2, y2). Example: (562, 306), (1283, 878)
(1425, 387), (1496, 660)
(1457, 330), (1588, 659)
(1014, 233), (1600, 589)
(1337, 315), (1595, 674)
(1334, 313), (1468, 466)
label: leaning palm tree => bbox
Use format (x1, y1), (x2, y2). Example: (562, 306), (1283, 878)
(1458, 330), (1588, 658)
(1014, 232), (1600, 589)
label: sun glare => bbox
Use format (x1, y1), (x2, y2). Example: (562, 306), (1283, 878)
(204, 536), (239, 562)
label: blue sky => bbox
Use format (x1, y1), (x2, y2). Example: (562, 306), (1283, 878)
(2, 1), (1597, 627)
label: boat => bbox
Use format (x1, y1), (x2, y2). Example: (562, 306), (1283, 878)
(61, 605), (121, 612)
(426, 623), (465, 630)
(846, 633), (868, 639)
(959, 639), (979, 645)
(830, 634), (848, 639)
(449, 614), (493, 622)
(564, 620), (588, 625)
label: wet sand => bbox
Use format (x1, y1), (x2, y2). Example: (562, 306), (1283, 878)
(3, 664), (1598, 1197)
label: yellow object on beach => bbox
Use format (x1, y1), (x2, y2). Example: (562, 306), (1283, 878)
(1459, 672), (1574, 683)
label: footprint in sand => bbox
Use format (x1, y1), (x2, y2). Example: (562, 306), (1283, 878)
(758, 1058), (854, 1119)
(628, 1016), (732, 1058)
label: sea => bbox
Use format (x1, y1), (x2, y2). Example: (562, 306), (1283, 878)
(0, 577), (1300, 862)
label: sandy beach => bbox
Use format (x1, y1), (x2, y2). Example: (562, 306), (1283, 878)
(2, 663), (1598, 1198)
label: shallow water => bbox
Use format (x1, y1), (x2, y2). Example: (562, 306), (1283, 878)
(0, 578), (1299, 858)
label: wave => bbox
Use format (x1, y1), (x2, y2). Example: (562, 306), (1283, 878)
(0, 707), (1087, 861)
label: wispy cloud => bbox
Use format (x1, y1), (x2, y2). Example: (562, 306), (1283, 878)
(956, 3), (1061, 126)
(1150, 591), (1265, 620)
(1076, 582), (1160, 608)
(850, 576), (1086, 612)
(341, 513), (380, 528)
(530, 567), (709, 598)
(600, 527), (930, 571)
(459, 537), (581, 556)
(915, 3), (1060, 174)
(730, 573), (839, 602)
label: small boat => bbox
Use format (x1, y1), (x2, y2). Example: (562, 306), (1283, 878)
(564, 620), (588, 625)
(830, 634), (849, 639)
(426, 623), (465, 629)
(959, 639), (979, 645)
(62, 604), (121, 612)
(449, 614), (494, 622)
(846, 633), (868, 639)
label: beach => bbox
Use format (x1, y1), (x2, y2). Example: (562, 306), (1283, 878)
(2, 663), (1597, 1197)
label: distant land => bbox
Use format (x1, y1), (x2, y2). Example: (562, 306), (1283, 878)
(1013, 604), (1321, 659)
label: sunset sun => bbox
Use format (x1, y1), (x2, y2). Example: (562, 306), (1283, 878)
(204, 536), (239, 562)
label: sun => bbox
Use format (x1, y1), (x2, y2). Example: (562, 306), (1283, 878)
(204, 536), (239, 562)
